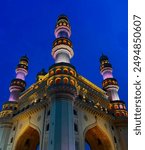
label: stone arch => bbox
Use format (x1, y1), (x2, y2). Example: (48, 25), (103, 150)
(84, 123), (114, 150)
(14, 126), (40, 150)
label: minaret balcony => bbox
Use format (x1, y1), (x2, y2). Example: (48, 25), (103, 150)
(16, 64), (28, 70)
(102, 78), (119, 90)
(53, 37), (72, 48)
(16, 64), (28, 75)
(52, 38), (74, 59)
(9, 79), (26, 92)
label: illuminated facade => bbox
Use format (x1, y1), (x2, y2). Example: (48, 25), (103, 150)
(0, 15), (128, 150)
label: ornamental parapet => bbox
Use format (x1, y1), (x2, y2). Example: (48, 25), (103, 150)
(53, 37), (72, 48)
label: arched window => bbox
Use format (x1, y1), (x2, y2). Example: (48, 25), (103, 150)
(119, 104), (123, 109)
(122, 112), (125, 116)
(116, 113), (120, 116)
(46, 124), (49, 131)
(74, 123), (78, 132)
(73, 109), (77, 115)
(50, 70), (54, 76)
(70, 80), (75, 86)
(49, 80), (53, 86)
(10, 137), (13, 143)
(114, 104), (119, 109)
(63, 22), (66, 26)
(63, 68), (68, 74)
(56, 68), (61, 74)
(63, 77), (68, 84)
(70, 70), (75, 76)
(55, 78), (61, 84)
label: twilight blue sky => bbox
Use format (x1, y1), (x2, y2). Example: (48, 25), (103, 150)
(0, 0), (127, 116)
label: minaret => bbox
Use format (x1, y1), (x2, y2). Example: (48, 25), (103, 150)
(100, 54), (120, 101)
(100, 54), (128, 117)
(9, 56), (28, 101)
(51, 15), (74, 63)
(48, 15), (77, 150)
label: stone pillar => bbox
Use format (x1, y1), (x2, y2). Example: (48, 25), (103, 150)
(48, 92), (76, 150)
(0, 123), (12, 150)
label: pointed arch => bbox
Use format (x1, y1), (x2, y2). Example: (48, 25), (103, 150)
(14, 126), (40, 150)
(84, 124), (114, 150)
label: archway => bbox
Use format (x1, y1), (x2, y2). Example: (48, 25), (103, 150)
(15, 126), (40, 150)
(85, 142), (91, 150)
(85, 126), (113, 150)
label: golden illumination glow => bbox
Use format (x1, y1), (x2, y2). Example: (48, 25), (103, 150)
(63, 22), (66, 25)
(50, 70), (54, 76)
(20, 61), (27, 66)
(58, 40), (61, 44)
(49, 80), (53, 86)
(56, 68), (61, 74)
(63, 68), (69, 73)
(78, 75), (106, 95)
(114, 104), (119, 109)
(70, 80), (75, 86)
(63, 39), (67, 43)
(70, 70), (75, 76)
(63, 77), (68, 84)
(55, 78), (61, 84)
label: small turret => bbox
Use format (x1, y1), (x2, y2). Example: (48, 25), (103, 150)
(36, 68), (47, 81)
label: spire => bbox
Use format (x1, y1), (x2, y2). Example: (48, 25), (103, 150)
(9, 56), (29, 101)
(52, 15), (74, 63)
